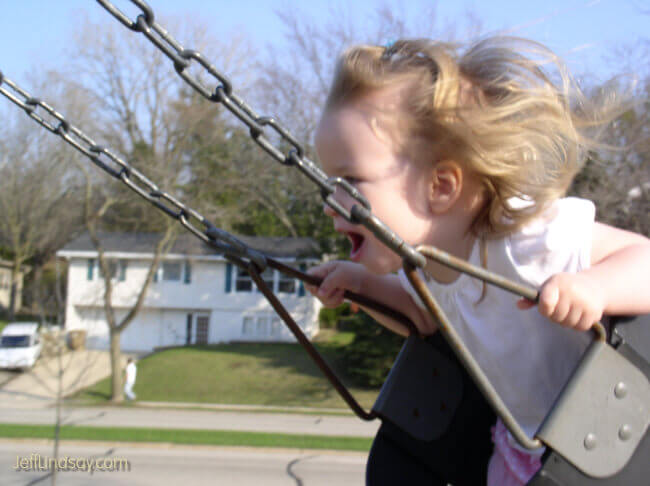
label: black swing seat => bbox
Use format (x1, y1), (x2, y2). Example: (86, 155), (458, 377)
(368, 314), (650, 486)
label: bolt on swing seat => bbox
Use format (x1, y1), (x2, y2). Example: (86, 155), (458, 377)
(367, 246), (649, 486)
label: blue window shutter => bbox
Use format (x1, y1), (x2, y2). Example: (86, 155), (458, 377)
(298, 263), (307, 296)
(119, 261), (126, 281)
(153, 264), (158, 283)
(87, 259), (94, 280)
(225, 263), (233, 293)
(184, 261), (191, 284)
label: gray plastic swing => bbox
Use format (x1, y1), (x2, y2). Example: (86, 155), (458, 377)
(369, 245), (649, 485)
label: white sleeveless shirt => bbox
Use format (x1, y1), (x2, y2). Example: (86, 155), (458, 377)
(398, 197), (595, 442)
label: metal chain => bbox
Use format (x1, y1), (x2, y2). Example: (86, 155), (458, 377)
(92, 0), (616, 449)
(3, 0), (608, 446)
(0, 71), (421, 420)
(95, 0), (426, 269)
(0, 71), (265, 269)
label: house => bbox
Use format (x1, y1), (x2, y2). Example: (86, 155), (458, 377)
(57, 232), (323, 352)
(0, 259), (25, 313)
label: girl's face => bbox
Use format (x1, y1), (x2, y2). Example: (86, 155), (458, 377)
(315, 92), (437, 275)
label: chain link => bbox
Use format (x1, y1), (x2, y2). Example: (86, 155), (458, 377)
(90, 2), (618, 449)
(92, 0), (429, 266)
(0, 72), (265, 268)
(1, 71), (423, 420)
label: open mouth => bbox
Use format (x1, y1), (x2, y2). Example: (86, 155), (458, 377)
(347, 232), (365, 260)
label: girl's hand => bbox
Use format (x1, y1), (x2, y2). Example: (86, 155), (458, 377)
(517, 273), (606, 331)
(305, 261), (367, 308)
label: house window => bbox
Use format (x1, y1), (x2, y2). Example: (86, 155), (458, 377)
(232, 266), (303, 296)
(154, 260), (191, 284)
(270, 317), (283, 338)
(255, 268), (274, 293)
(235, 268), (253, 292)
(96, 259), (126, 281)
(256, 316), (268, 337)
(277, 272), (296, 294)
(242, 314), (280, 339)
(98, 260), (118, 279)
(242, 316), (255, 336)
(162, 261), (182, 281)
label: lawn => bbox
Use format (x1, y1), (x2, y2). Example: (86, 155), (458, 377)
(0, 424), (372, 451)
(75, 331), (383, 410)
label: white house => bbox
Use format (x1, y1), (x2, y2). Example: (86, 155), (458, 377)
(57, 232), (322, 352)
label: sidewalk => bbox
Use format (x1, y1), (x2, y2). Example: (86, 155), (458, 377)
(0, 350), (380, 438)
(134, 400), (357, 415)
(0, 402), (381, 437)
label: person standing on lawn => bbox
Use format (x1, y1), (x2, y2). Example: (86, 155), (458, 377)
(124, 357), (137, 401)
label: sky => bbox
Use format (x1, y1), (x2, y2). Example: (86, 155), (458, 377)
(0, 0), (647, 89)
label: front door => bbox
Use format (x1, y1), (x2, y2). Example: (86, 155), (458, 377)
(196, 315), (209, 345)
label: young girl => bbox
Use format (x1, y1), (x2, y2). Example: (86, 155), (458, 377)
(306, 37), (650, 485)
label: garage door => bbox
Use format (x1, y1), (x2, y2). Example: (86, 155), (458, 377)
(76, 307), (110, 350)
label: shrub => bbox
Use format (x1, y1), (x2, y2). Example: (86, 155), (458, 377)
(338, 311), (405, 388)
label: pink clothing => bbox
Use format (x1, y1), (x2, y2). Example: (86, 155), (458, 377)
(488, 419), (542, 486)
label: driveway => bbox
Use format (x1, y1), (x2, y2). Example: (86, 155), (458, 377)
(0, 349), (125, 405)
(0, 369), (20, 387)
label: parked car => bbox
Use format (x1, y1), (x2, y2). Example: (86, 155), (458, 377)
(0, 322), (42, 370)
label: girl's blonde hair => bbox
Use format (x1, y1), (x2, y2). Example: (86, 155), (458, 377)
(324, 37), (623, 236)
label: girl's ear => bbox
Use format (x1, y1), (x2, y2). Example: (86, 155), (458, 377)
(429, 161), (463, 214)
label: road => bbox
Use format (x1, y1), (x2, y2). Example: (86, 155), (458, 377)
(2, 440), (367, 486)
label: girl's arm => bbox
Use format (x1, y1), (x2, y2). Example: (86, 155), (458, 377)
(519, 222), (650, 330)
(307, 261), (437, 336)
(587, 222), (650, 315)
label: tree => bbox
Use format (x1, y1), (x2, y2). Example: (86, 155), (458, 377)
(58, 15), (254, 401)
(0, 86), (87, 319)
(569, 45), (649, 237)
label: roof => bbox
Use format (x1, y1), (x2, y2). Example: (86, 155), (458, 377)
(2, 323), (39, 335)
(58, 232), (321, 259)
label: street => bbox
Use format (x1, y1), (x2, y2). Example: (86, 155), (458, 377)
(0, 350), (376, 485)
(2, 440), (367, 486)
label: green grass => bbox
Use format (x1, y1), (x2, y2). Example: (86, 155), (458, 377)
(74, 331), (381, 410)
(0, 423), (372, 451)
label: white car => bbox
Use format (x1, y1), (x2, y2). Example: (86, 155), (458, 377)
(0, 322), (42, 370)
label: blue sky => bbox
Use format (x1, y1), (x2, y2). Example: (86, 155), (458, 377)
(0, 0), (647, 87)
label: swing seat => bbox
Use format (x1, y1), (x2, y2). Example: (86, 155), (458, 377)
(528, 313), (650, 485)
(369, 332), (496, 485)
(368, 314), (650, 486)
